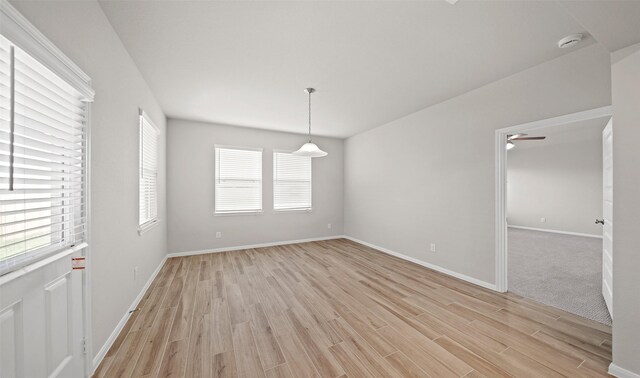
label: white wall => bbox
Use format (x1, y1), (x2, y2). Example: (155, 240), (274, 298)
(611, 43), (640, 377)
(344, 44), (611, 285)
(10, 0), (168, 359)
(507, 121), (605, 236)
(167, 119), (343, 253)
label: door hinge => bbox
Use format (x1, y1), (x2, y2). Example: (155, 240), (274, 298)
(82, 337), (87, 355)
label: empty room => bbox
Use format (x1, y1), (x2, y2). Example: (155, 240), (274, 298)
(506, 117), (614, 327)
(0, 1), (639, 378)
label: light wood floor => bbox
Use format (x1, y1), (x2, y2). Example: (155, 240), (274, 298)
(94, 238), (612, 377)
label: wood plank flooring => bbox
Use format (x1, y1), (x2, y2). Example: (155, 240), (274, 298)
(94, 238), (612, 377)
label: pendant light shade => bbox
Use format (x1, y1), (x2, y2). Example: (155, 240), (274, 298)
(293, 88), (328, 157)
(294, 142), (328, 157)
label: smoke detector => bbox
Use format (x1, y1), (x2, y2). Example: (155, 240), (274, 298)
(558, 34), (583, 49)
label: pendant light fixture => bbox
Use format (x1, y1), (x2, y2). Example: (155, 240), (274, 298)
(293, 88), (328, 157)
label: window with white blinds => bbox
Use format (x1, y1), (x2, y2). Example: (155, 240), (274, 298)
(139, 111), (158, 231)
(215, 146), (262, 214)
(273, 151), (312, 211)
(0, 35), (88, 274)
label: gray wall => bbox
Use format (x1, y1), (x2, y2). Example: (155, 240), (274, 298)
(10, 1), (168, 357)
(611, 43), (640, 376)
(507, 121), (605, 236)
(167, 119), (343, 253)
(344, 44), (611, 285)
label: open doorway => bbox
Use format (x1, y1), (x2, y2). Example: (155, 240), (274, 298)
(495, 107), (613, 326)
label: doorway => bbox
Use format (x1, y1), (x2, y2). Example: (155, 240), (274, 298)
(495, 106), (613, 325)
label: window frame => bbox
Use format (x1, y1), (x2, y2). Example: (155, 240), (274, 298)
(214, 144), (263, 216)
(273, 149), (313, 212)
(138, 109), (160, 234)
(0, 31), (93, 277)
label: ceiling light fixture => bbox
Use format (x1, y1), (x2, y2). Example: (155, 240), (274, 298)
(293, 88), (328, 158)
(506, 141), (515, 150)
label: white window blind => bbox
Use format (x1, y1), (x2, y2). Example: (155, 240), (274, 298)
(0, 35), (88, 274)
(215, 146), (262, 214)
(139, 111), (158, 230)
(273, 151), (312, 211)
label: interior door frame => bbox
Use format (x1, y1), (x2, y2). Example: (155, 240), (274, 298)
(83, 103), (93, 377)
(494, 105), (613, 293)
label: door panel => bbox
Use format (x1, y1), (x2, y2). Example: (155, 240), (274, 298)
(602, 119), (613, 317)
(45, 274), (73, 377)
(0, 249), (85, 378)
(0, 300), (22, 378)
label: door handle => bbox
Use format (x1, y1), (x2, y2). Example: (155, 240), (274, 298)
(595, 219), (604, 225)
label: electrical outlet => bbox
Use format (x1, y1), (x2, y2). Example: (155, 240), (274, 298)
(133, 266), (139, 281)
(430, 243), (436, 252)
(540, 217), (546, 223)
(216, 232), (222, 238)
(327, 223), (332, 229)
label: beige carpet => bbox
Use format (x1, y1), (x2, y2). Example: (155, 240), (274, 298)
(508, 227), (612, 325)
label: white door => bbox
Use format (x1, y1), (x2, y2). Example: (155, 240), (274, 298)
(0, 247), (86, 378)
(601, 118), (613, 317)
(0, 19), (92, 377)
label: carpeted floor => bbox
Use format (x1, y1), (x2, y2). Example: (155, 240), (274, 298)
(508, 227), (612, 325)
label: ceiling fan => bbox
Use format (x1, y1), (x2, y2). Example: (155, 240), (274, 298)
(506, 133), (546, 150)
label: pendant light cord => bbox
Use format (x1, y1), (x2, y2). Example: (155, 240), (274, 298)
(308, 90), (312, 142)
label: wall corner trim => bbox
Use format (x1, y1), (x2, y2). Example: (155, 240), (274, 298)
(609, 363), (640, 378)
(91, 255), (168, 374)
(343, 235), (497, 291)
(167, 235), (345, 257)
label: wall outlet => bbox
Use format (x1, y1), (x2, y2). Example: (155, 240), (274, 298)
(327, 223), (332, 229)
(133, 266), (139, 281)
(540, 217), (546, 223)
(430, 243), (436, 252)
(216, 232), (222, 239)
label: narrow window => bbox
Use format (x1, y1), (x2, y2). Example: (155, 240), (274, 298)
(273, 151), (312, 211)
(215, 146), (262, 214)
(139, 110), (159, 232)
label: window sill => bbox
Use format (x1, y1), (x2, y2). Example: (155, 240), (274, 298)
(273, 208), (313, 213)
(138, 219), (160, 235)
(214, 211), (263, 217)
(0, 242), (88, 286)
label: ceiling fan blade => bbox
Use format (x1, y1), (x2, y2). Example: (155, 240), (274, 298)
(507, 133), (528, 140)
(511, 136), (546, 140)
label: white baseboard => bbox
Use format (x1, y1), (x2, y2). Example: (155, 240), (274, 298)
(167, 235), (345, 257)
(343, 236), (497, 291)
(610, 363), (640, 378)
(508, 225), (602, 239)
(91, 255), (168, 374)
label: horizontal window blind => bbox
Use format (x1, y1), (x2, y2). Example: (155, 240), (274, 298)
(0, 34), (88, 274)
(273, 151), (311, 210)
(215, 146), (262, 214)
(139, 111), (158, 229)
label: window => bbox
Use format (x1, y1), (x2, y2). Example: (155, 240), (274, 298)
(139, 110), (158, 231)
(0, 35), (90, 274)
(273, 151), (312, 211)
(215, 146), (262, 214)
